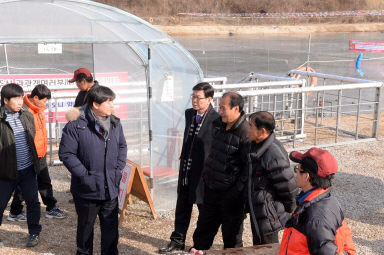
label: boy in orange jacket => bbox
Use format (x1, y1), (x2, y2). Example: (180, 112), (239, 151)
(8, 84), (67, 221)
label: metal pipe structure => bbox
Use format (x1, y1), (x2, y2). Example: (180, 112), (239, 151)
(288, 70), (379, 84)
(373, 87), (382, 138)
(214, 82), (383, 97)
(212, 80), (305, 90)
(146, 45), (154, 196)
(48, 99), (53, 165)
(3, 44), (9, 74)
(355, 89), (362, 140)
(208, 75), (382, 146)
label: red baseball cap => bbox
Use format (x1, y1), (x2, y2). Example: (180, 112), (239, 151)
(69, 68), (92, 83)
(289, 147), (338, 178)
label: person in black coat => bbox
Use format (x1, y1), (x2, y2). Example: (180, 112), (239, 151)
(159, 82), (219, 254)
(0, 83), (41, 247)
(191, 92), (250, 251)
(59, 86), (127, 255)
(246, 111), (298, 245)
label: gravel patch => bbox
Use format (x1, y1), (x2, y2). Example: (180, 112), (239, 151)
(0, 140), (383, 254)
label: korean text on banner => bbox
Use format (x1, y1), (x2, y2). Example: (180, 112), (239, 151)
(118, 163), (133, 210)
(349, 40), (384, 53)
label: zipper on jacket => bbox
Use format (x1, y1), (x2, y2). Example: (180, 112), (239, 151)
(104, 139), (108, 199)
(285, 230), (293, 255)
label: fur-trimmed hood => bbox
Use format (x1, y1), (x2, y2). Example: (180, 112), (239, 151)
(65, 107), (81, 122)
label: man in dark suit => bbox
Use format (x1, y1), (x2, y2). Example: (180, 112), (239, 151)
(159, 82), (219, 254)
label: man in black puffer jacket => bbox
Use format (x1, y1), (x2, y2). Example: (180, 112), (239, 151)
(192, 92), (250, 251)
(246, 111), (298, 245)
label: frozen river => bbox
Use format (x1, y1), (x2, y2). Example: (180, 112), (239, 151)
(175, 32), (384, 83)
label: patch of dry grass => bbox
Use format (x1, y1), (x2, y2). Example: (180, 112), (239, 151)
(95, 0), (384, 17)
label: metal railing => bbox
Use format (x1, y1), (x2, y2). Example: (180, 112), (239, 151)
(209, 72), (383, 148)
(211, 74), (307, 142)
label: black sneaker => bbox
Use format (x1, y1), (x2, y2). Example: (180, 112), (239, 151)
(26, 234), (39, 247)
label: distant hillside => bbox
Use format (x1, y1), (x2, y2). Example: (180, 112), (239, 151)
(95, 0), (384, 16)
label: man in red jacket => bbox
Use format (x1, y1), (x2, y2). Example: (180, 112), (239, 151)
(279, 147), (356, 255)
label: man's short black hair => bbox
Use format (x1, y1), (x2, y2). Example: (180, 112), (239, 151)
(1, 83), (24, 105)
(87, 85), (115, 106)
(222, 92), (244, 112)
(302, 157), (334, 189)
(192, 82), (214, 98)
(76, 73), (94, 83)
(30, 84), (51, 100)
(249, 111), (275, 134)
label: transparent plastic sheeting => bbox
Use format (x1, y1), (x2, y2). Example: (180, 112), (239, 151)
(0, 0), (204, 211)
(0, 0), (164, 43)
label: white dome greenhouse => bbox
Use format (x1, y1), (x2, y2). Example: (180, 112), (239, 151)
(0, 0), (204, 211)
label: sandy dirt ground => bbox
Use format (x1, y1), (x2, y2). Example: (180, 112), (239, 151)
(156, 22), (384, 36)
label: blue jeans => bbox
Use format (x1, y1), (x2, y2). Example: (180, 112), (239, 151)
(10, 156), (57, 214)
(0, 165), (41, 235)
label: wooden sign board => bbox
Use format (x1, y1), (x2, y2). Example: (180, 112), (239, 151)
(118, 160), (157, 223)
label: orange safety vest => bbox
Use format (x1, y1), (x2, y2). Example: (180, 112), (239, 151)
(23, 95), (47, 158)
(279, 188), (356, 255)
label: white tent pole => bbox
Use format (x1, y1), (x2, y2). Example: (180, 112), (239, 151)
(146, 44), (154, 198)
(4, 44), (9, 74)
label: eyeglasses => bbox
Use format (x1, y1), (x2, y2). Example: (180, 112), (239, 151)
(191, 95), (207, 101)
(294, 164), (306, 174)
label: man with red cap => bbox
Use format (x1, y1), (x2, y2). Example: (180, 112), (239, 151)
(279, 147), (356, 255)
(66, 68), (99, 122)
(69, 67), (99, 108)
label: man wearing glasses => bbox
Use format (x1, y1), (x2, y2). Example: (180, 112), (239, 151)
(279, 148), (356, 255)
(159, 82), (219, 254)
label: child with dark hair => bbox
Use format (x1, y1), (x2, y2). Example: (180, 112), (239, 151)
(0, 82), (24, 105)
(0, 83), (42, 247)
(8, 84), (67, 222)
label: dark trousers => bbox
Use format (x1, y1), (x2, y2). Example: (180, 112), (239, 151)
(10, 157), (57, 214)
(193, 184), (245, 250)
(74, 196), (119, 255)
(170, 187), (202, 244)
(250, 215), (279, 245)
(0, 165), (41, 235)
